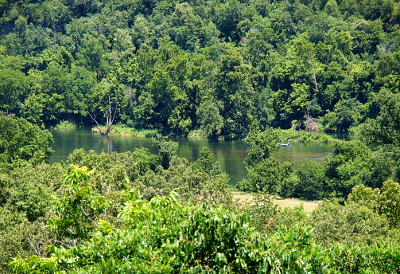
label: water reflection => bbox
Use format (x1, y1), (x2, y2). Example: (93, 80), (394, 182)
(273, 142), (334, 167)
(50, 128), (338, 184)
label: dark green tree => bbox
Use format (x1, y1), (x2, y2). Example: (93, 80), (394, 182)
(0, 115), (53, 164)
(360, 88), (400, 146)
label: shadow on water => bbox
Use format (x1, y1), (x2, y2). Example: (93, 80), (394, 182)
(50, 128), (346, 184)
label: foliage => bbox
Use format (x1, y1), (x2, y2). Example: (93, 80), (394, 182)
(48, 165), (112, 243)
(10, 192), (316, 273)
(53, 120), (77, 130)
(67, 144), (232, 206)
(0, 162), (65, 273)
(0, 144), (399, 273)
(241, 192), (309, 236)
(153, 134), (180, 169)
(187, 129), (208, 139)
(100, 125), (158, 137)
(191, 146), (223, 177)
(67, 148), (157, 188)
(0, 208), (52, 273)
(348, 181), (400, 229)
(243, 128), (280, 167)
(0, 115), (54, 164)
(321, 98), (364, 132)
(310, 181), (400, 248)
(0, 162), (64, 222)
(323, 241), (400, 273)
(242, 158), (293, 194)
(359, 88), (400, 146)
(323, 140), (390, 198)
(0, 144), (231, 272)
(241, 193), (281, 234)
(0, 0), (398, 136)
(238, 128), (288, 194)
(286, 139), (394, 200)
(135, 154), (233, 206)
(197, 100), (224, 138)
(311, 200), (391, 246)
(1, 0), (400, 271)
(293, 159), (328, 200)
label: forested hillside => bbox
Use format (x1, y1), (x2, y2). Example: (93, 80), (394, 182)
(1, 0), (399, 137)
(2, 1), (400, 273)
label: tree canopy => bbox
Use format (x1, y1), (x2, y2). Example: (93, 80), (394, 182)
(0, 115), (53, 164)
(0, 0), (398, 136)
(1, 1), (400, 272)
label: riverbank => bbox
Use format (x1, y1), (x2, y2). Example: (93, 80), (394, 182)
(91, 125), (159, 137)
(89, 125), (344, 144)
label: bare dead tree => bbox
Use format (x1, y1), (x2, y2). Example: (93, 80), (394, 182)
(88, 96), (118, 135)
(88, 110), (106, 135)
(304, 107), (321, 132)
(308, 57), (319, 92)
(105, 96), (118, 134)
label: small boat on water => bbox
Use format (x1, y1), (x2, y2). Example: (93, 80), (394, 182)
(280, 141), (291, 147)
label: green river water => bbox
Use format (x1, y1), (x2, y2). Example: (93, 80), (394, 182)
(50, 128), (346, 184)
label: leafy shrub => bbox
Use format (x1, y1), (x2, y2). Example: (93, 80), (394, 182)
(349, 181), (400, 229)
(11, 192), (315, 273)
(324, 241), (400, 273)
(293, 159), (327, 200)
(0, 209), (45, 272)
(0, 115), (54, 164)
(187, 129), (208, 139)
(239, 157), (293, 194)
(242, 192), (280, 233)
(49, 165), (113, 242)
(310, 200), (391, 246)
(53, 120), (77, 130)
(321, 98), (364, 132)
(0, 162), (64, 221)
(67, 148), (157, 188)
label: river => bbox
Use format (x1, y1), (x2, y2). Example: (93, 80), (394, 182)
(50, 128), (341, 184)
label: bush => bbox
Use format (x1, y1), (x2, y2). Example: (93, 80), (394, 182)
(310, 200), (391, 246)
(0, 115), (54, 164)
(294, 159), (327, 200)
(11, 193), (315, 273)
(324, 241), (400, 273)
(53, 120), (77, 130)
(238, 157), (293, 194)
(349, 181), (400, 229)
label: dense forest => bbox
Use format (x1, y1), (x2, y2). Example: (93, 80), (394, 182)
(2, 0), (400, 272)
(0, 0), (399, 137)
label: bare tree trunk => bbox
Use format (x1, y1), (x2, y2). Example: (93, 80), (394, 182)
(105, 96), (118, 134)
(308, 57), (319, 92)
(88, 97), (118, 135)
(88, 111), (106, 135)
(304, 108), (321, 132)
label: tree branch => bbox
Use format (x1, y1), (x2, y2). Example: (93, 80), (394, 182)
(88, 111), (106, 135)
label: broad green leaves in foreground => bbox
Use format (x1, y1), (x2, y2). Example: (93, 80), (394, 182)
(11, 191), (314, 273)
